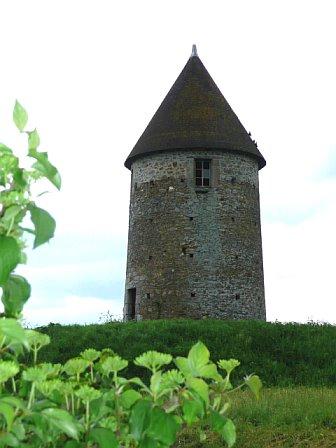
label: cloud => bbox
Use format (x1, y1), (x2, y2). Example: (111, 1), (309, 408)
(263, 187), (336, 324)
(23, 295), (123, 327)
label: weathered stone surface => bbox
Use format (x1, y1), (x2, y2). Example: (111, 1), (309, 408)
(124, 149), (266, 321)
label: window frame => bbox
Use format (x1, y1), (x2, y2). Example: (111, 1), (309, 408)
(194, 158), (211, 187)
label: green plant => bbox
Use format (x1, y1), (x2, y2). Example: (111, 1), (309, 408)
(0, 102), (262, 447)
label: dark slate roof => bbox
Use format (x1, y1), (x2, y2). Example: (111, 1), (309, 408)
(125, 50), (266, 170)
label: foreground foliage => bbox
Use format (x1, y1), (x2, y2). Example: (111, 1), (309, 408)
(0, 103), (261, 446)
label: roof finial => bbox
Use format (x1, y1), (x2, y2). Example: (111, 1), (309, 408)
(191, 44), (198, 58)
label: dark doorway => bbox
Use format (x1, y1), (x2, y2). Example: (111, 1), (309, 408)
(127, 288), (136, 320)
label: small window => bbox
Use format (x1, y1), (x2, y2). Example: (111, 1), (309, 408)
(235, 294), (240, 300)
(146, 293), (150, 299)
(189, 216), (194, 221)
(189, 253), (194, 258)
(195, 159), (211, 187)
(191, 292), (196, 297)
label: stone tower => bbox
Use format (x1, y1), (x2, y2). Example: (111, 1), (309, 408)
(124, 46), (266, 321)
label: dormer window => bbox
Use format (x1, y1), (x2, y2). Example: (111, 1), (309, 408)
(195, 159), (211, 187)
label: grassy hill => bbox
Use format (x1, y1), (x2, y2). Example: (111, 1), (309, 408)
(36, 319), (336, 387)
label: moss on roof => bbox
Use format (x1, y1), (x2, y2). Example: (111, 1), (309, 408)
(125, 53), (266, 170)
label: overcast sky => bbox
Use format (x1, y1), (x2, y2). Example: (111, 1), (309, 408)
(0, 0), (335, 326)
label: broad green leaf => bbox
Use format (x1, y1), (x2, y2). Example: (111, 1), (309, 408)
(13, 168), (26, 190)
(2, 206), (22, 223)
(64, 441), (82, 448)
(88, 427), (118, 448)
(23, 366), (48, 383)
(188, 341), (210, 369)
(120, 389), (141, 409)
(0, 318), (28, 349)
(222, 419), (236, 447)
(1, 275), (31, 317)
(80, 348), (101, 363)
(100, 355), (128, 376)
(25, 329), (50, 349)
(0, 432), (19, 446)
(210, 411), (236, 447)
(176, 342), (219, 379)
(130, 399), (152, 441)
(198, 363), (221, 380)
(75, 385), (101, 403)
(38, 362), (61, 378)
(28, 129), (40, 150)
(0, 402), (15, 430)
(41, 408), (80, 439)
(186, 377), (209, 405)
(13, 100), (28, 132)
(63, 358), (89, 377)
(182, 399), (204, 425)
(0, 236), (21, 286)
(11, 420), (25, 441)
(135, 351), (172, 372)
(0, 143), (13, 155)
(0, 397), (23, 410)
(218, 359), (240, 375)
(147, 407), (181, 445)
(161, 369), (184, 390)
(0, 361), (19, 383)
(175, 357), (192, 377)
(29, 205), (56, 248)
(150, 371), (162, 395)
(29, 149), (61, 190)
(245, 374), (262, 400)
(37, 379), (63, 397)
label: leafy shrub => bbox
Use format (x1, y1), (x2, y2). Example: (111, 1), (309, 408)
(0, 102), (261, 447)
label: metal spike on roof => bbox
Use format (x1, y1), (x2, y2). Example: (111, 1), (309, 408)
(191, 44), (198, 57)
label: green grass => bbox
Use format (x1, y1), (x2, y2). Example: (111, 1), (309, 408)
(36, 319), (336, 387)
(176, 387), (336, 447)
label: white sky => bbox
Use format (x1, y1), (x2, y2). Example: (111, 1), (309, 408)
(0, 0), (335, 325)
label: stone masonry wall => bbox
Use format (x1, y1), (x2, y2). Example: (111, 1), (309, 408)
(124, 149), (266, 321)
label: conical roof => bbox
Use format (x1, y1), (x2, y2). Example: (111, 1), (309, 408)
(125, 47), (266, 170)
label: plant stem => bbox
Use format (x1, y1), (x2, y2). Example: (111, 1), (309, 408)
(33, 347), (38, 365)
(28, 382), (35, 410)
(11, 377), (16, 393)
(85, 401), (90, 432)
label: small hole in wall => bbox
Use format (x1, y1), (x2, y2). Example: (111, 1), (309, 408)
(189, 217), (194, 221)
(231, 217), (235, 222)
(149, 218), (153, 222)
(134, 183), (138, 190)
(235, 255), (239, 260)
(189, 253), (194, 258)
(146, 293), (150, 299)
(235, 294), (240, 300)
(181, 178), (185, 183)
(191, 292), (196, 297)
(148, 255), (153, 260)
(182, 247), (186, 255)
(231, 177), (236, 184)
(253, 185), (256, 189)
(150, 180), (154, 187)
